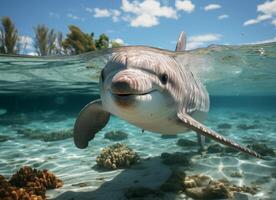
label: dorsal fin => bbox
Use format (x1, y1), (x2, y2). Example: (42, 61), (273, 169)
(175, 32), (186, 52)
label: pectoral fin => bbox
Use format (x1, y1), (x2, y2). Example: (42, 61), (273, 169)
(74, 99), (110, 149)
(177, 113), (262, 159)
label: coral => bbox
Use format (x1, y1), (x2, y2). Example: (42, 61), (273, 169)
(206, 144), (224, 153)
(161, 134), (177, 139)
(104, 130), (128, 141)
(205, 143), (239, 154)
(160, 152), (190, 166)
(246, 143), (275, 157)
(237, 124), (258, 130)
(230, 172), (243, 178)
(42, 129), (73, 142)
(96, 143), (140, 169)
(0, 135), (11, 142)
(217, 123), (232, 129)
(17, 128), (73, 142)
(9, 166), (63, 189)
(160, 169), (258, 199)
(176, 139), (197, 147)
(207, 143), (247, 155)
(0, 166), (63, 200)
(224, 146), (240, 154)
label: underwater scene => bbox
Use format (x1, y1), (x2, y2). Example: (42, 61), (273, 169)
(0, 42), (275, 200)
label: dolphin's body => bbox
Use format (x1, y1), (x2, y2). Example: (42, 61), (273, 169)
(74, 32), (261, 158)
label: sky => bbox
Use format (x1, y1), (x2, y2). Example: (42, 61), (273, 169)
(1, 0), (276, 54)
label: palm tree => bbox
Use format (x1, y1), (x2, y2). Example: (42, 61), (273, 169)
(34, 25), (48, 56)
(0, 17), (20, 54)
(34, 24), (62, 56)
(62, 25), (96, 55)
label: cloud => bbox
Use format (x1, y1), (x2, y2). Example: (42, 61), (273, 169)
(67, 13), (84, 21)
(218, 14), (229, 20)
(109, 38), (126, 47)
(93, 8), (110, 17)
(113, 38), (124, 45)
(187, 33), (222, 50)
(175, 0), (195, 13)
(244, 1), (276, 27)
(85, 0), (195, 28)
(121, 0), (177, 27)
(19, 36), (33, 50)
(86, 8), (121, 22)
(204, 4), (221, 11)
(243, 14), (272, 26)
(49, 12), (60, 19)
(257, 0), (276, 16)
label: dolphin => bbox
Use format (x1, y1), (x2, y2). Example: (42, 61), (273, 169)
(74, 32), (262, 159)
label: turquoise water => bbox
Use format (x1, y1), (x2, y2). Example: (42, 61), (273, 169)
(0, 43), (275, 199)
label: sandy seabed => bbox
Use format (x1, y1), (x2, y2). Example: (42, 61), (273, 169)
(0, 107), (275, 200)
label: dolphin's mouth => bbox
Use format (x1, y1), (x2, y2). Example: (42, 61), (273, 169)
(109, 90), (157, 107)
(111, 90), (156, 97)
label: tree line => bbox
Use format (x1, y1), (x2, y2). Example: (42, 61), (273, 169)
(0, 16), (122, 56)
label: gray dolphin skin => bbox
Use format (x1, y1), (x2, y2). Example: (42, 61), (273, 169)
(74, 32), (262, 159)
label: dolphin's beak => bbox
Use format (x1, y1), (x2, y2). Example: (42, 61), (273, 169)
(111, 78), (133, 95)
(111, 69), (141, 96)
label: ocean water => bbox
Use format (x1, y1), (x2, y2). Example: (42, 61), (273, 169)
(0, 43), (275, 200)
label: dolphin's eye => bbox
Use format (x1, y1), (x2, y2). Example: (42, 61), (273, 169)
(101, 70), (105, 81)
(160, 73), (168, 85)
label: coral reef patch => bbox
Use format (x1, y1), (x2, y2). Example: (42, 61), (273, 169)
(0, 166), (63, 200)
(206, 144), (240, 155)
(0, 135), (12, 142)
(104, 130), (128, 141)
(160, 152), (190, 166)
(206, 144), (224, 154)
(217, 123), (232, 129)
(161, 134), (177, 139)
(96, 143), (140, 170)
(176, 139), (197, 147)
(230, 172), (243, 178)
(237, 124), (258, 130)
(246, 143), (275, 157)
(160, 169), (258, 199)
(17, 128), (73, 142)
